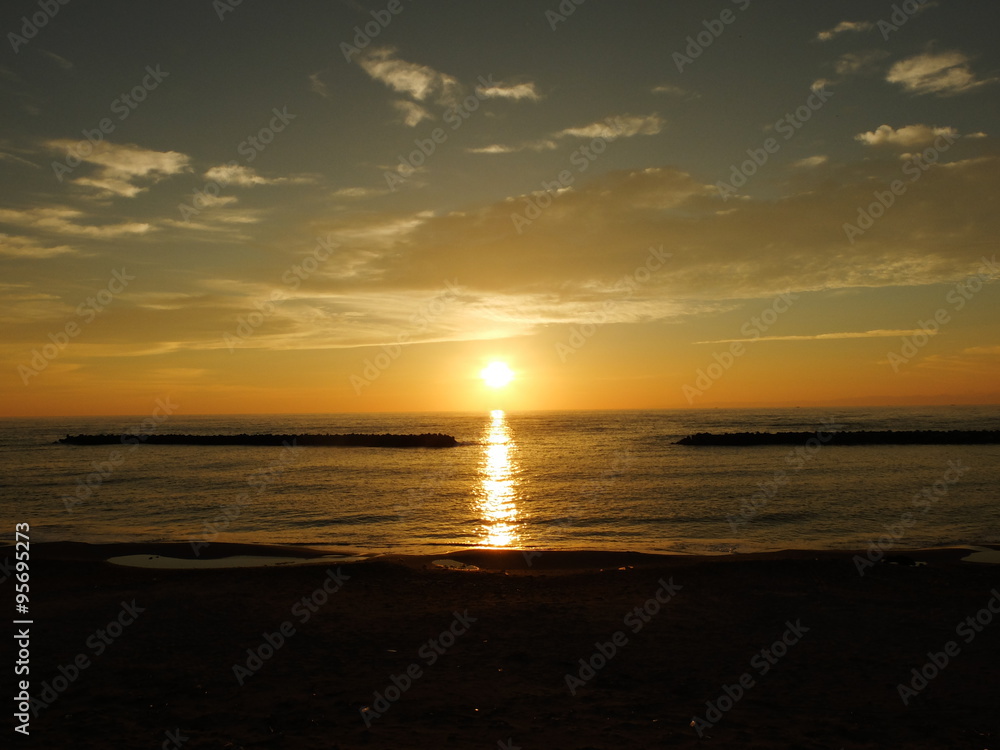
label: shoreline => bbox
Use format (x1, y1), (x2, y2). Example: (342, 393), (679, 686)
(10, 540), (1000, 748)
(14, 539), (1000, 566)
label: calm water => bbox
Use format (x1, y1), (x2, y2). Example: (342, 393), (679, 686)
(1, 406), (998, 555)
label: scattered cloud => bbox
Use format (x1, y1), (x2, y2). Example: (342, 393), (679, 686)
(856, 124), (959, 148)
(392, 99), (433, 127)
(203, 164), (316, 187)
(475, 81), (542, 101)
(331, 186), (389, 199)
(45, 140), (190, 198)
(816, 21), (873, 42)
(887, 50), (997, 96)
(699, 330), (935, 344)
(357, 47), (461, 107)
(651, 84), (689, 96)
(161, 204), (262, 236)
(0, 233), (79, 258)
(308, 71), (330, 99)
(466, 140), (557, 155)
(0, 206), (153, 238)
(791, 155), (828, 168)
(468, 114), (663, 156)
(187, 194), (239, 209)
(556, 113), (665, 140)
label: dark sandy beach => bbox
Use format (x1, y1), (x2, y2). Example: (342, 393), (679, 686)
(8, 543), (999, 749)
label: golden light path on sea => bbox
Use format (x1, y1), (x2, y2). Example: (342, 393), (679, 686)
(475, 409), (521, 548)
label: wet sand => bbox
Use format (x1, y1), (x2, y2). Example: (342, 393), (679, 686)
(9, 542), (1000, 749)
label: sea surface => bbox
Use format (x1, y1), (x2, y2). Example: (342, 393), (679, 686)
(1, 406), (998, 555)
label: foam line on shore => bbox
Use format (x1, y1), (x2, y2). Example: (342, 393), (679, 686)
(9, 541), (999, 572)
(107, 553), (371, 569)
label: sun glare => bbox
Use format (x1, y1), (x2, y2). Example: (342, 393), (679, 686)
(480, 361), (515, 389)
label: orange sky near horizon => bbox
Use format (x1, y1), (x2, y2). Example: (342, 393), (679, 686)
(5, 321), (999, 417)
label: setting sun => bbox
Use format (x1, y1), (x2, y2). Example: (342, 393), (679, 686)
(480, 361), (515, 389)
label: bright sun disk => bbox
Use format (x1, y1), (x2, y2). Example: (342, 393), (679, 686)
(480, 361), (514, 388)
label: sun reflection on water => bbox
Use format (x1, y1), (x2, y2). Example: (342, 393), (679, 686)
(475, 409), (521, 547)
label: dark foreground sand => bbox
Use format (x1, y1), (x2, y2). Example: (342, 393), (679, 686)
(8, 543), (1000, 749)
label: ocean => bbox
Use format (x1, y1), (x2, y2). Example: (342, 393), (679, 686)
(1, 406), (998, 555)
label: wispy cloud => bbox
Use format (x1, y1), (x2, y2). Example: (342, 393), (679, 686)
(40, 50), (74, 70)
(887, 50), (997, 96)
(651, 83), (689, 96)
(475, 80), (542, 101)
(556, 113), (665, 139)
(308, 71), (330, 98)
(202, 164), (315, 187)
(856, 123), (959, 147)
(46, 140), (190, 198)
(0, 233), (80, 258)
(331, 186), (389, 199)
(0, 150), (40, 170)
(392, 99), (433, 127)
(357, 47), (461, 106)
(698, 330), (936, 344)
(466, 140), (557, 155)
(0, 206), (153, 238)
(816, 20), (873, 42)
(791, 155), (828, 168)
(468, 113), (663, 156)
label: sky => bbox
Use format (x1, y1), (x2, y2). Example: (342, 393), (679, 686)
(1, 0), (999, 416)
